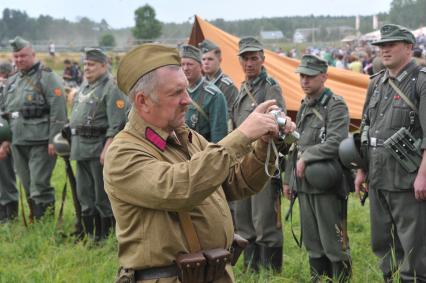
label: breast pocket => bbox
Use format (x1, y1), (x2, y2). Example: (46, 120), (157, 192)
(389, 105), (412, 129)
(308, 121), (323, 144)
(367, 93), (380, 124)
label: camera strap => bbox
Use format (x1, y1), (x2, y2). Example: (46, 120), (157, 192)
(265, 139), (281, 178)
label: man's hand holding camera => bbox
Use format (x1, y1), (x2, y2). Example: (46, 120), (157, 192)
(238, 99), (296, 143)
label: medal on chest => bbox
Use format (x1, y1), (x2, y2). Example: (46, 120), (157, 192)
(190, 113), (198, 128)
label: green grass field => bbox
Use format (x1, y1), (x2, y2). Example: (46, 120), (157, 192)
(0, 158), (387, 283)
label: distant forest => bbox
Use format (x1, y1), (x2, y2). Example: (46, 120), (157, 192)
(1, 0), (426, 49)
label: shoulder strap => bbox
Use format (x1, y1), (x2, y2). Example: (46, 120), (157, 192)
(388, 79), (417, 113)
(242, 82), (257, 106)
(116, 131), (202, 253)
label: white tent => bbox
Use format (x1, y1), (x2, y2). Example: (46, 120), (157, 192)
(413, 27), (426, 37)
(360, 30), (380, 41)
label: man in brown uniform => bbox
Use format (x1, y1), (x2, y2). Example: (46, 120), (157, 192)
(103, 44), (295, 283)
(356, 24), (426, 282)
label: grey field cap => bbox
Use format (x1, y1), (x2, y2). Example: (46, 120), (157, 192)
(198, 39), (220, 54)
(180, 44), (202, 63)
(84, 47), (108, 63)
(238, 37), (263, 55)
(295, 54), (328, 76)
(9, 36), (31, 52)
(371, 24), (416, 46)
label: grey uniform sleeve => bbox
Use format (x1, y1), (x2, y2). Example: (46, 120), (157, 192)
(105, 83), (129, 138)
(416, 72), (426, 149)
(41, 71), (67, 143)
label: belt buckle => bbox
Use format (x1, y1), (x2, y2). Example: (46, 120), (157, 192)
(370, 137), (377, 147)
(71, 128), (77, 135)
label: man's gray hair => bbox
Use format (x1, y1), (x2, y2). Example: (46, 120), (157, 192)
(128, 65), (181, 103)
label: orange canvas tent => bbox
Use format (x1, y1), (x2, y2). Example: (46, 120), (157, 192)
(189, 15), (370, 124)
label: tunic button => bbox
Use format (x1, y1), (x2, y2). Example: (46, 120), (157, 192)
(380, 113), (384, 116)
(375, 130), (379, 133)
(384, 96), (388, 100)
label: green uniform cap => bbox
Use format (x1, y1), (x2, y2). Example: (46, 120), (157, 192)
(295, 54), (328, 76)
(9, 36), (30, 52)
(117, 43), (181, 95)
(180, 44), (202, 63)
(84, 47), (108, 63)
(238, 37), (263, 55)
(371, 24), (416, 46)
(0, 61), (12, 75)
(198, 39), (219, 54)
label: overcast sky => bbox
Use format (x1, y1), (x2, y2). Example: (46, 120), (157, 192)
(0, 0), (392, 29)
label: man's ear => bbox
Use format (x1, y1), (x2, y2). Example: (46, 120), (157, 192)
(134, 92), (150, 113)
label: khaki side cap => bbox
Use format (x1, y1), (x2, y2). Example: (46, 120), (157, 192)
(117, 43), (181, 95)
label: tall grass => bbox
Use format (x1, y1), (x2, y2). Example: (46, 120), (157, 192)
(0, 159), (386, 282)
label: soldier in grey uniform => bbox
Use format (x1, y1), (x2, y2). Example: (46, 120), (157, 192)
(0, 61), (18, 223)
(69, 48), (128, 240)
(283, 55), (351, 282)
(180, 44), (228, 143)
(3, 37), (67, 220)
(232, 37), (285, 272)
(199, 39), (238, 130)
(355, 24), (426, 282)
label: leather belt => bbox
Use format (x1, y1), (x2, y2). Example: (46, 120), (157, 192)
(134, 264), (178, 281)
(369, 137), (385, 147)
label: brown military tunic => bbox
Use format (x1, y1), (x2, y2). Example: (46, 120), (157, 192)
(104, 109), (280, 282)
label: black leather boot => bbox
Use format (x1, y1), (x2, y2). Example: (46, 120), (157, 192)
(94, 214), (102, 241)
(82, 215), (95, 238)
(332, 260), (352, 283)
(259, 246), (283, 273)
(0, 203), (7, 222)
(243, 243), (260, 272)
(309, 256), (332, 283)
(5, 201), (18, 221)
(32, 201), (55, 220)
(100, 216), (115, 240)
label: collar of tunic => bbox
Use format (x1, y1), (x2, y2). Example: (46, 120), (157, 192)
(381, 60), (417, 83)
(125, 108), (192, 151)
(188, 77), (204, 94)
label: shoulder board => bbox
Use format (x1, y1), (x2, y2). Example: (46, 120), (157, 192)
(220, 76), (233, 86)
(41, 66), (52, 72)
(332, 94), (343, 101)
(266, 76), (277, 86)
(420, 67), (426, 73)
(204, 84), (219, 95)
(369, 69), (385, 79)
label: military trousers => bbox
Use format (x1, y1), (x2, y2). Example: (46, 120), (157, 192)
(369, 188), (426, 282)
(11, 144), (56, 204)
(234, 180), (283, 247)
(0, 154), (18, 205)
(298, 192), (351, 263)
(76, 159), (112, 218)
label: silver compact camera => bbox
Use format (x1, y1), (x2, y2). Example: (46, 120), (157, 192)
(269, 109), (300, 142)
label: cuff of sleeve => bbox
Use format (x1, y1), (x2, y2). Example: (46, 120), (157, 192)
(218, 129), (253, 162)
(422, 138), (426, 149)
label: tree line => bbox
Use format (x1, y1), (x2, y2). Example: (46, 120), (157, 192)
(0, 0), (425, 49)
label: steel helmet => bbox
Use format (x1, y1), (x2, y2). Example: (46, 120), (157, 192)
(305, 159), (343, 191)
(339, 133), (367, 170)
(53, 132), (70, 157)
(0, 117), (12, 142)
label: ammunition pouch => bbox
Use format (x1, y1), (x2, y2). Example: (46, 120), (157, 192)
(115, 267), (135, 283)
(176, 252), (207, 283)
(176, 248), (231, 283)
(73, 125), (107, 138)
(20, 104), (50, 119)
(230, 234), (249, 266)
(384, 127), (422, 173)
